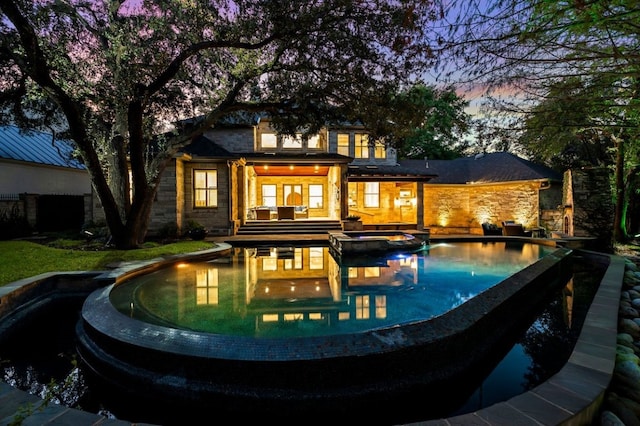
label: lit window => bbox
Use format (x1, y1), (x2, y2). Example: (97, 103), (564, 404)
(284, 248), (303, 270)
(309, 184), (323, 208)
(309, 247), (324, 270)
(364, 267), (380, 277)
(262, 255), (277, 271)
(337, 134), (349, 156)
(355, 295), (370, 319)
(262, 184), (276, 206)
(364, 182), (379, 207)
(261, 133), (277, 149)
(196, 268), (219, 305)
(374, 141), (386, 159)
(308, 135), (321, 149)
(284, 184), (302, 205)
(375, 295), (387, 319)
(355, 134), (369, 158)
(282, 134), (302, 149)
(194, 170), (218, 207)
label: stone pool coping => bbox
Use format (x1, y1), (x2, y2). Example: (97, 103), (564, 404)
(0, 240), (626, 425)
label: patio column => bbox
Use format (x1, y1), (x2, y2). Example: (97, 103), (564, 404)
(416, 182), (424, 230)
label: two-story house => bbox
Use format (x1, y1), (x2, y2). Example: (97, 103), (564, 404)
(91, 114), (562, 237)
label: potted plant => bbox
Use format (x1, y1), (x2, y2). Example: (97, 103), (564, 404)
(185, 220), (208, 240)
(342, 214), (363, 231)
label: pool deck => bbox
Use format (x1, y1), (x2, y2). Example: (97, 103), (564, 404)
(0, 233), (626, 425)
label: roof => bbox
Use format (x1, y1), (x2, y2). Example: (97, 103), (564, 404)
(0, 125), (85, 170)
(397, 152), (562, 184)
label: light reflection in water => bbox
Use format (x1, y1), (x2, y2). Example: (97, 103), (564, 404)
(110, 242), (554, 338)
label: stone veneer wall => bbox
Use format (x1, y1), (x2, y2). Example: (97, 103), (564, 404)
(563, 168), (613, 250)
(423, 181), (543, 234)
(182, 160), (230, 236)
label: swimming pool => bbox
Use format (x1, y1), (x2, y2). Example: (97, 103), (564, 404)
(109, 241), (555, 338)
(1, 240), (608, 425)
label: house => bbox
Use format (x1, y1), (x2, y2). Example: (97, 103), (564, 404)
(0, 125), (92, 234)
(104, 115), (562, 237)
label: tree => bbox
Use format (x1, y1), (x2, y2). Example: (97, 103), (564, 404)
(434, 0), (640, 243)
(352, 83), (471, 159)
(0, 0), (439, 248)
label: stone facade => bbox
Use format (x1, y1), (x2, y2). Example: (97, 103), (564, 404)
(423, 181), (552, 235)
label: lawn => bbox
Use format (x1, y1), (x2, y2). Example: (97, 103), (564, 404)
(0, 239), (218, 286)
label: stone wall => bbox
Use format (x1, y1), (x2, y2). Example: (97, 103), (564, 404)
(563, 168), (614, 250)
(423, 181), (547, 234)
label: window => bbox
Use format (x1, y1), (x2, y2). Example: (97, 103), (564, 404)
(261, 133), (277, 149)
(284, 184), (302, 205)
(374, 141), (386, 159)
(307, 134), (321, 149)
(354, 134), (369, 158)
(355, 295), (370, 319)
(309, 247), (324, 270)
(375, 295), (387, 319)
(262, 184), (276, 206)
(337, 134), (349, 156)
(364, 182), (379, 207)
(194, 170), (218, 207)
(196, 268), (219, 305)
(284, 248), (303, 270)
(282, 134), (302, 149)
(364, 267), (380, 277)
(309, 184), (323, 208)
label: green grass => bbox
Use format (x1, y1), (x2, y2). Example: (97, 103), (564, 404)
(0, 239), (218, 286)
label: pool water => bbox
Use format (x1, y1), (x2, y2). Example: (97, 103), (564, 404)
(110, 241), (555, 338)
(0, 246), (604, 424)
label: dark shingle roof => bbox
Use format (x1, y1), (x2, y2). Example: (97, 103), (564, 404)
(398, 152), (562, 184)
(0, 125), (85, 169)
(181, 134), (236, 158)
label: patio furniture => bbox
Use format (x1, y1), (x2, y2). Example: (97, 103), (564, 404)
(277, 206), (295, 220)
(482, 222), (502, 236)
(255, 208), (272, 220)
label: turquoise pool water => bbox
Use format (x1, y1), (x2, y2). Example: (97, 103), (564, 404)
(110, 241), (554, 338)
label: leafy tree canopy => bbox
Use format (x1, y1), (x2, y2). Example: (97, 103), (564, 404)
(0, 0), (440, 248)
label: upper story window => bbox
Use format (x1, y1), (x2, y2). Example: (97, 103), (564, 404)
(260, 133), (277, 149)
(282, 134), (302, 149)
(355, 134), (369, 159)
(374, 141), (386, 159)
(194, 170), (217, 207)
(337, 134), (349, 156)
(259, 132), (323, 151)
(307, 135), (321, 149)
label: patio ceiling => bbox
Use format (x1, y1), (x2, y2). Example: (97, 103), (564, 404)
(253, 165), (330, 176)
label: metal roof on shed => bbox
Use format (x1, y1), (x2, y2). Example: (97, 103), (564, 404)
(0, 125), (85, 169)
